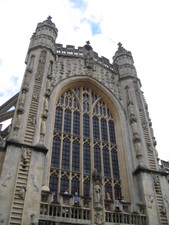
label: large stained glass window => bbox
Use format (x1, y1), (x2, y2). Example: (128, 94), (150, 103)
(50, 86), (121, 200)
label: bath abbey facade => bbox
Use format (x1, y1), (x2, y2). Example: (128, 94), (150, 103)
(0, 17), (169, 225)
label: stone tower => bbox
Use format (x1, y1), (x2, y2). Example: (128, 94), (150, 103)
(0, 17), (169, 225)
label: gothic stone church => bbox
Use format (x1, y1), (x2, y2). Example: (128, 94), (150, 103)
(0, 17), (169, 225)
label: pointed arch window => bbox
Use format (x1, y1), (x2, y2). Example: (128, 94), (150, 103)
(50, 86), (122, 199)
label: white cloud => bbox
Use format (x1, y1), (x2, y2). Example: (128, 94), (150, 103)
(0, 0), (169, 160)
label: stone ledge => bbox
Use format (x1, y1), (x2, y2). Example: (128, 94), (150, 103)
(6, 139), (48, 154)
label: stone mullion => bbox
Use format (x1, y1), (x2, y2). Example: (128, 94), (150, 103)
(107, 117), (114, 198)
(89, 88), (94, 174)
(80, 86), (83, 196)
(57, 105), (65, 196)
(69, 108), (73, 193)
(99, 114), (104, 178)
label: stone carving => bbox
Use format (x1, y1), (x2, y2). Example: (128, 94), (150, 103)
(23, 72), (30, 91)
(93, 168), (101, 183)
(0, 214), (5, 224)
(92, 169), (103, 224)
(161, 204), (166, 215)
(47, 61), (53, 77)
(147, 194), (154, 208)
(30, 213), (38, 225)
(32, 91), (39, 101)
(27, 55), (35, 73)
(152, 174), (159, 185)
(94, 210), (104, 225)
(12, 108), (24, 138)
(18, 90), (26, 110)
(35, 71), (41, 80)
(52, 56), (121, 100)
(43, 97), (49, 116)
(39, 119), (46, 144)
(130, 113), (137, 123)
(31, 174), (39, 192)
(131, 121), (138, 134)
(30, 115), (36, 125)
(1, 170), (13, 187)
(14, 113), (22, 130)
(45, 77), (51, 96)
(94, 181), (102, 207)
(142, 120), (147, 129)
(18, 187), (26, 199)
(83, 41), (95, 70)
(164, 195), (169, 206)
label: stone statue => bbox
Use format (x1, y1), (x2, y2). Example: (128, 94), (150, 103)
(94, 182), (101, 206)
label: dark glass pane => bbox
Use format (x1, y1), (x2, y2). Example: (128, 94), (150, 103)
(109, 120), (116, 144)
(65, 97), (68, 106)
(72, 141), (80, 172)
(94, 145), (101, 173)
(71, 178), (80, 195)
(114, 184), (121, 199)
(83, 143), (91, 173)
(93, 116), (100, 140)
(100, 105), (102, 115)
(95, 105), (98, 114)
(101, 118), (108, 142)
(62, 139), (70, 170)
(107, 108), (110, 117)
(69, 98), (72, 107)
(103, 106), (106, 116)
(74, 98), (77, 108)
(51, 137), (61, 168)
(49, 174), (58, 202)
(105, 183), (112, 200)
(84, 181), (90, 197)
(103, 148), (110, 177)
(64, 109), (71, 133)
(73, 111), (80, 135)
(60, 95), (64, 104)
(111, 150), (120, 179)
(61, 176), (69, 193)
(92, 91), (94, 104)
(54, 107), (63, 131)
(83, 114), (90, 138)
(49, 174), (58, 192)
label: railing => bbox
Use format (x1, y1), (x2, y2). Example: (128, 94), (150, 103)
(40, 202), (146, 225)
(39, 192), (147, 225)
(105, 211), (146, 225)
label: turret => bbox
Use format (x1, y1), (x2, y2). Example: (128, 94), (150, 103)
(113, 43), (137, 79)
(26, 16), (58, 61)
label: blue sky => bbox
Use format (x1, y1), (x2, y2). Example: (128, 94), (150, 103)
(0, 0), (169, 161)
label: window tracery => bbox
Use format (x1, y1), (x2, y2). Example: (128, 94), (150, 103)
(50, 85), (121, 200)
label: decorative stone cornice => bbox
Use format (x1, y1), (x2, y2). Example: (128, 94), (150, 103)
(6, 139), (48, 154)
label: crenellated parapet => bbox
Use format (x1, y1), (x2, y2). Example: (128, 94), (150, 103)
(55, 43), (114, 71)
